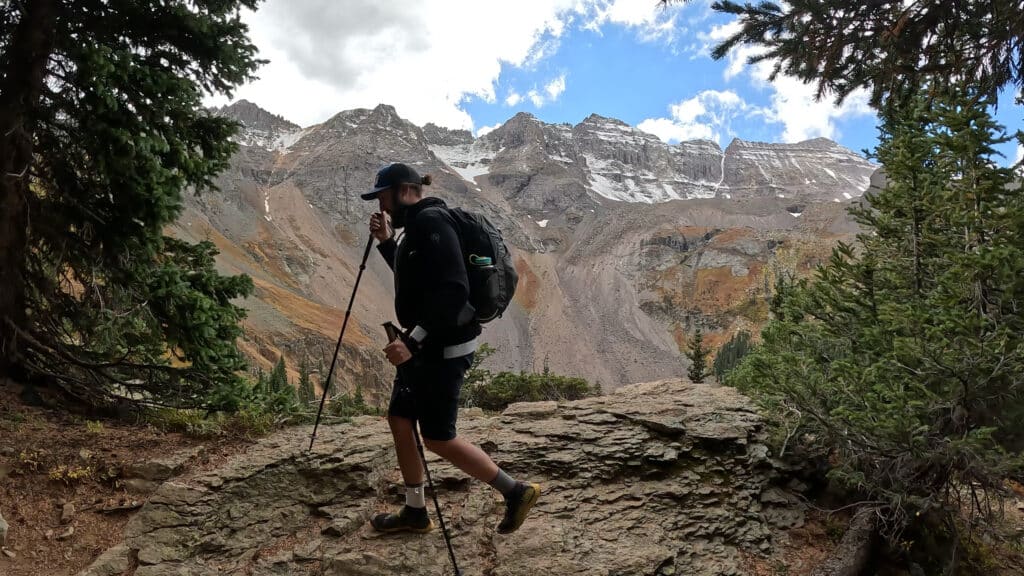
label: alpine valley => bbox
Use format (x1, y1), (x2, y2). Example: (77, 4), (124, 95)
(176, 100), (879, 401)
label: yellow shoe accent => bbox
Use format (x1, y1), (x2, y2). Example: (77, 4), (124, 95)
(498, 482), (541, 534)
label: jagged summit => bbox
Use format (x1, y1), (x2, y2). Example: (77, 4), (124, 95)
(422, 123), (473, 146)
(578, 112), (630, 127)
(213, 100), (302, 151)
(214, 100), (299, 133)
(221, 99), (876, 203)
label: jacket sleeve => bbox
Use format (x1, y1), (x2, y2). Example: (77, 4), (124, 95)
(377, 238), (397, 271)
(409, 208), (474, 343)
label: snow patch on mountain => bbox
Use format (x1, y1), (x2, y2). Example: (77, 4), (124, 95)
(273, 128), (309, 152)
(429, 143), (499, 181)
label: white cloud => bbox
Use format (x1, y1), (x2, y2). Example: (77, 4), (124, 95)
(637, 117), (714, 142)
(545, 74), (567, 100)
(702, 18), (875, 143)
(205, 0), (593, 131)
(761, 73), (874, 142)
(638, 89), (748, 144)
(505, 91), (523, 107)
(476, 123), (502, 137)
(520, 74), (567, 108)
(584, 0), (687, 43)
(1016, 143), (1023, 165)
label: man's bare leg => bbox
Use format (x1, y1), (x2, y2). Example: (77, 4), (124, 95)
(423, 435), (541, 534)
(371, 415), (433, 533)
(422, 436), (498, 481)
(387, 415), (424, 484)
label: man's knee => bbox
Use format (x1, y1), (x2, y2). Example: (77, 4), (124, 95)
(422, 436), (455, 455)
(387, 415), (414, 434)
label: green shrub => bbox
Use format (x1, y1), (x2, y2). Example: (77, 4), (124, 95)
(468, 370), (597, 411)
(459, 344), (598, 410)
(327, 391), (379, 419)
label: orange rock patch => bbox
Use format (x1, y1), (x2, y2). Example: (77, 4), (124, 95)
(514, 255), (540, 311)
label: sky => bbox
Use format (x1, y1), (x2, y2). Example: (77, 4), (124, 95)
(207, 0), (1023, 165)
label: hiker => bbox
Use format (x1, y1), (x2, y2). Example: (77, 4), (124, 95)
(362, 162), (540, 535)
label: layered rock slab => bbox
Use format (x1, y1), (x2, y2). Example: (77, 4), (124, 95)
(81, 380), (803, 576)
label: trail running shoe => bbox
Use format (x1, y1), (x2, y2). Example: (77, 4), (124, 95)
(370, 505), (434, 534)
(497, 481), (541, 534)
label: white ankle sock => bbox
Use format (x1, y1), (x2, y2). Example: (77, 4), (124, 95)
(405, 483), (426, 508)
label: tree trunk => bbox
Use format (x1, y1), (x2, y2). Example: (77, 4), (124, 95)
(0, 0), (58, 377)
(810, 507), (878, 576)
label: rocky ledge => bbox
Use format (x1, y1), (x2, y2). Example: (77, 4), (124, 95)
(79, 379), (806, 576)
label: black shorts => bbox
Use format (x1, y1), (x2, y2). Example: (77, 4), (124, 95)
(388, 351), (474, 441)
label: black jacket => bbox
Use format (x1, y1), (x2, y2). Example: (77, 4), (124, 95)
(378, 197), (481, 351)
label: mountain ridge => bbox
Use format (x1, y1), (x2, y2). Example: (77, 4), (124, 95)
(214, 100), (875, 205)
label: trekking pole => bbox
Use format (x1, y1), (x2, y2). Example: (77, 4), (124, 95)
(414, 422), (462, 576)
(308, 233), (375, 451)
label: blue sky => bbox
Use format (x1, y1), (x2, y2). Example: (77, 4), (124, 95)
(211, 0), (1022, 165)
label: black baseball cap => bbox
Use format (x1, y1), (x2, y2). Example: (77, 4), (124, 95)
(361, 163), (423, 200)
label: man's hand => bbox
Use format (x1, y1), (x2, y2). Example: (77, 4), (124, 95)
(369, 212), (393, 242)
(383, 338), (412, 366)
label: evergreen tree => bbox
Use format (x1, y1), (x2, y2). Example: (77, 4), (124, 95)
(729, 85), (1024, 542)
(685, 329), (709, 383)
(263, 355), (297, 415)
(269, 356), (288, 394)
(668, 1), (1024, 107)
(297, 354), (315, 408)
(713, 331), (752, 382)
(353, 382), (366, 409)
(318, 346), (335, 399)
(460, 342), (496, 408)
(254, 367), (268, 398)
(0, 1), (263, 409)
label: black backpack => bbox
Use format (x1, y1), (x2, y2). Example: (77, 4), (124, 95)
(445, 207), (518, 323)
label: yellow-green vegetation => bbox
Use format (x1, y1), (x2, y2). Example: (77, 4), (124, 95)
(16, 450), (45, 474)
(146, 407), (278, 440)
(48, 464), (94, 485)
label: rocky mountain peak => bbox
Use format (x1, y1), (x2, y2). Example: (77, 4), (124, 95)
(213, 100), (303, 151)
(578, 113), (630, 129)
(722, 136), (875, 200)
(217, 98), (877, 205)
(214, 100), (299, 134)
(368, 103), (399, 121)
(482, 111), (551, 150)
(422, 122), (474, 146)
(322, 108), (371, 129)
(361, 103), (427, 143)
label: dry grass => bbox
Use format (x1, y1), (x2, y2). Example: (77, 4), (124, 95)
(252, 278), (371, 347)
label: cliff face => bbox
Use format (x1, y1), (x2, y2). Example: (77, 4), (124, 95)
(79, 379), (808, 576)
